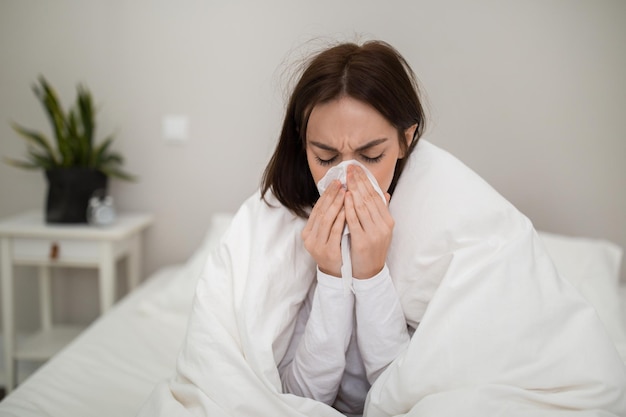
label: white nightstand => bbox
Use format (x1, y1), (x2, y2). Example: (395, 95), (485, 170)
(0, 210), (154, 392)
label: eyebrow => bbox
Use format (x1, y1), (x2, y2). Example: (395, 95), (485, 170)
(309, 138), (388, 153)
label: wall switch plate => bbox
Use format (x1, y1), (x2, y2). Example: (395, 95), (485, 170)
(162, 115), (189, 143)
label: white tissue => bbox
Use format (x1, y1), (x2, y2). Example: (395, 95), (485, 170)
(315, 160), (386, 295)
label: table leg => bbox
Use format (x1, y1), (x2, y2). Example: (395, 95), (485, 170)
(1, 238), (15, 392)
(38, 267), (52, 332)
(98, 242), (115, 314)
(127, 235), (141, 290)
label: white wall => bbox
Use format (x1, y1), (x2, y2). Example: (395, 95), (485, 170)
(1, 0), (625, 326)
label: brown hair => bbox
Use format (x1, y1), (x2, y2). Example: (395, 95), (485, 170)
(261, 40), (426, 218)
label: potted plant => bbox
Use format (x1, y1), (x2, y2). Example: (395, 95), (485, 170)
(4, 76), (134, 223)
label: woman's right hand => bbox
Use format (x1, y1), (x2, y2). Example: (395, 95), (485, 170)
(301, 180), (346, 277)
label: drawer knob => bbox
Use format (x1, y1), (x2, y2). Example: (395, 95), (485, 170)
(49, 242), (60, 260)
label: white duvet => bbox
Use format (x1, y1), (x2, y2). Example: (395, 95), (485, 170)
(138, 140), (626, 416)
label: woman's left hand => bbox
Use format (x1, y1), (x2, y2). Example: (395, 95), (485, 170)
(344, 165), (394, 279)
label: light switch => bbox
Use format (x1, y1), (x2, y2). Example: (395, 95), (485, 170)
(162, 115), (189, 144)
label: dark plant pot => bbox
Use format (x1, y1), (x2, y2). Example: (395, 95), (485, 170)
(45, 168), (108, 224)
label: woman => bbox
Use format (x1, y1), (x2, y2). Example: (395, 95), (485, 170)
(261, 41), (425, 415)
(139, 40), (626, 417)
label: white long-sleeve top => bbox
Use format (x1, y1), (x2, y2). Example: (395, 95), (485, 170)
(278, 265), (410, 416)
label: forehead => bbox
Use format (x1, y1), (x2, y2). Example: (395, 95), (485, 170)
(306, 97), (396, 147)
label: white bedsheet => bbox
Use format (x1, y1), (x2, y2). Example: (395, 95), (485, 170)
(138, 140), (626, 416)
(0, 276), (624, 417)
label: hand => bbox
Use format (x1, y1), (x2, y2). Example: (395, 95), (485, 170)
(344, 165), (394, 279)
(301, 180), (346, 277)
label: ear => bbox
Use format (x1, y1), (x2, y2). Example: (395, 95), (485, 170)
(400, 124), (418, 158)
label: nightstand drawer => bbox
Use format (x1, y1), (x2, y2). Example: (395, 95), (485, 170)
(12, 238), (100, 265)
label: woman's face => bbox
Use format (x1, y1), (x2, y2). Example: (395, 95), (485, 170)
(305, 96), (414, 193)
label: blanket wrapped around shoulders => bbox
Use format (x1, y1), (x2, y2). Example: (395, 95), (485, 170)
(138, 140), (626, 416)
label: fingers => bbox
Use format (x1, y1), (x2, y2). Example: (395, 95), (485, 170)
(302, 180), (345, 277)
(302, 179), (345, 245)
(345, 166), (395, 279)
(329, 208), (346, 247)
(344, 191), (360, 233)
(345, 166), (391, 232)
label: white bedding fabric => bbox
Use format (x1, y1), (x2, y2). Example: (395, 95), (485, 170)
(138, 140), (626, 416)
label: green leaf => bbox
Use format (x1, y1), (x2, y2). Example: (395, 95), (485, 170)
(100, 152), (124, 165)
(26, 148), (57, 169)
(91, 135), (114, 166)
(66, 110), (80, 156)
(99, 166), (137, 181)
(76, 84), (95, 147)
(34, 76), (72, 165)
(67, 109), (90, 166)
(10, 122), (59, 164)
(3, 156), (42, 170)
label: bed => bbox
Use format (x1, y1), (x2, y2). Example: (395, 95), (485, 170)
(0, 210), (624, 416)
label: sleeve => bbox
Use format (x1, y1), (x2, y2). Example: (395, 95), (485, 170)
(279, 269), (354, 405)
(353, 264), (410, 384)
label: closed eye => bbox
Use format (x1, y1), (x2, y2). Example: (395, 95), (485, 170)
(361, 153), (384, 164)
(315, 155), (338, 166)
